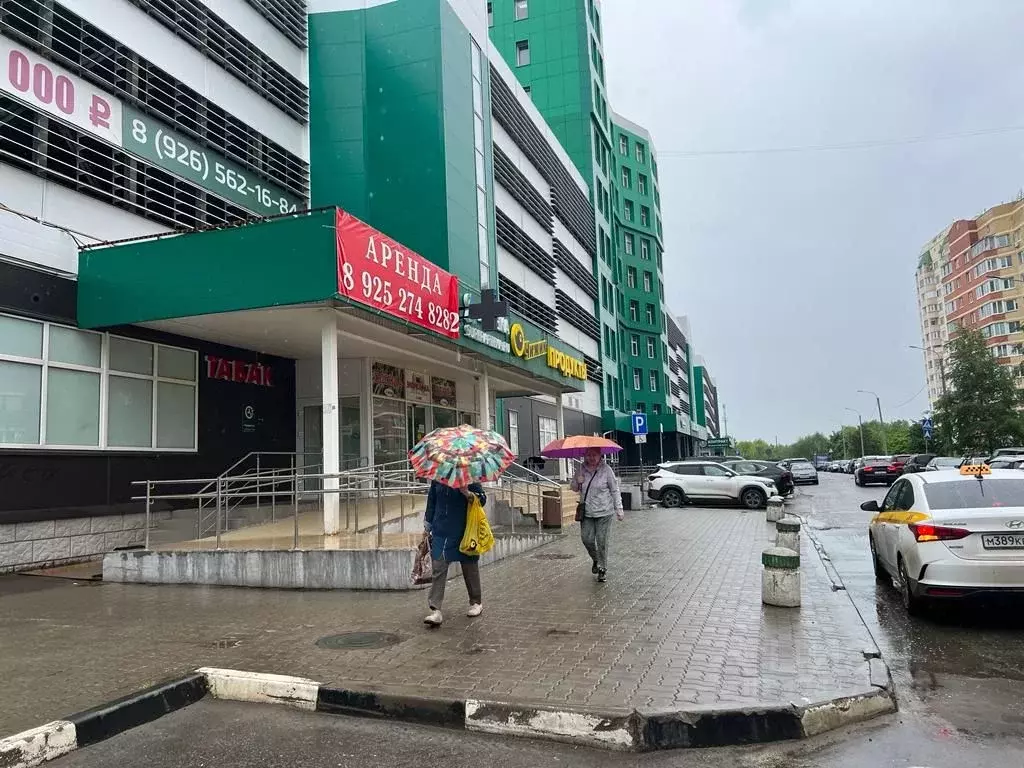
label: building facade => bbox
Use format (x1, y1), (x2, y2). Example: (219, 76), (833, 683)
(918, 197), (1024, 398)
(915, 229), (949, 405)
(0, 0), (604, 569)
(488, 0), (707, 464)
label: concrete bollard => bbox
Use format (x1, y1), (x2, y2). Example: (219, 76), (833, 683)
(775, 516), (801, 552)
(766, 495), (784, 523)
(762, 546), (800, 607)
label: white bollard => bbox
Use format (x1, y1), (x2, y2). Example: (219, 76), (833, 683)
(775, 516), (801, 552)
(766, 495), (784, 523)
(762, 546), (800, 607)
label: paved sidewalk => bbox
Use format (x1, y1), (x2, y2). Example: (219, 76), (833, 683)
(0, 505), (876, 736)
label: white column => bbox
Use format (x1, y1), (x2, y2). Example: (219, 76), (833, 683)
(477, 367), (491, 428)
(556, 394), (567, 481)
(321, 316), (340, 535)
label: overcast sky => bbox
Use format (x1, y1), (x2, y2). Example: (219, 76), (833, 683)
(601, 0), (1024, 443)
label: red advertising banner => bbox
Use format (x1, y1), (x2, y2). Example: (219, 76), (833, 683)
(335, 209), (460, 339)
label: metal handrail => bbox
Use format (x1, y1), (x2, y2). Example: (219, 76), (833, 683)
(134, 464), (570, 552)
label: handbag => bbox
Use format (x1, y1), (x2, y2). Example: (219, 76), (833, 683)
(411, 534), (433, 585)
(575, 470), (596, 522)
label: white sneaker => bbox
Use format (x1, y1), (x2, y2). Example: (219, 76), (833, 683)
(467, 603), (483, 618)
(424, 609), (443, 626)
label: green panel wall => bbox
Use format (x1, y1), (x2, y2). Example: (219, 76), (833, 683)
(309, 0), (489, 292)
(692, 365), (707, 428)
(77, 211), (337, 328)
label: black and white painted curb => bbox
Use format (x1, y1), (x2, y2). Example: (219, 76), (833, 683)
(1, 664), (895, 765)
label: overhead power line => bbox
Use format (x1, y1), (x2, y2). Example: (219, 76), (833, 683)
(657, 124), (1024, 158)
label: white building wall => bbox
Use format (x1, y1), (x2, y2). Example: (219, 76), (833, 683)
(0, 165), (168, 274)
(56, 0), (308, 158)
(494, 186), (552, 254)
(496, 246), (555, 308)
(554, 268), (592, 309)
(552, 219), (593, 275)
(203, 0), (308, 79)
(491, 123), (550, 201)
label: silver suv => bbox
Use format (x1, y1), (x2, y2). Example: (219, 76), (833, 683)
(647, 461), (778, 509)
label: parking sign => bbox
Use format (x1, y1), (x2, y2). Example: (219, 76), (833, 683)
(631, 413), (648, 435)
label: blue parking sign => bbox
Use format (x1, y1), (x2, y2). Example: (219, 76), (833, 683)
(631, 413), (648, 435)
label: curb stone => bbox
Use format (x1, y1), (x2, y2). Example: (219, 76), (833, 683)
(0, 668), (898, 764)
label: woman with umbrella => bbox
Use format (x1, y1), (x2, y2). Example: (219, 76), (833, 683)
(543, 436), (624, 582)
(410, 424), (514, 628)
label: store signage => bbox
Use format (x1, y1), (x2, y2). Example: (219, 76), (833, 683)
(508, 323), (588, 382)
(406, 370), (431, 404)
(431, 377), (456, 408)
(335, 209), (460, 339)
(0, 35), (300, 218)
(122, 107), (303, 217)
(1, 36), (122, 145)
(464, 322), (511, 353)
(204, 355), (273, 386)
(372, 362), (405, 399)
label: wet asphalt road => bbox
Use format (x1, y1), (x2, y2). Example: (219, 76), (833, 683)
(40, 475), (1024, 766)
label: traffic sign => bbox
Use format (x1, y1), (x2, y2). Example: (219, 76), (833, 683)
(922, 417), (933, 430)
(923, 425), (933, 440)
(634, 434), (647, 444)
(631, 413), (648, 435)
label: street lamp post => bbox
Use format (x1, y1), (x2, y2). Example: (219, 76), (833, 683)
(845, 407), (866, 456)
(858, 390), (887, 455)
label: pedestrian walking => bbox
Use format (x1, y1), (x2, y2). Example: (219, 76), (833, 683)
(571, 448), (624, 582)
(422, 480), (486, 627)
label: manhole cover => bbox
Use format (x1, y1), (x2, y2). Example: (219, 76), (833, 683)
(316, 631), (405, 650)
(533, 553), (575, 560)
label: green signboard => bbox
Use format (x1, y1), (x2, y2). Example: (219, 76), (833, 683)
(122, 107), (304, 217)
(707, 437), (732, 448)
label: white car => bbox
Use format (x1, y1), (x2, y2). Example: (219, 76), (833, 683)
(789, 460), (819, 485)
(865, 467), (1024, 615)
(648, 461), (778, 509)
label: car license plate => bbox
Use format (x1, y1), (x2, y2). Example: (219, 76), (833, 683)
(982, 534), (1024, 549)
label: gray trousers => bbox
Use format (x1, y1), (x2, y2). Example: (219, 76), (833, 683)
(581, 514), (613, 571)
(428, 558), (482, 609)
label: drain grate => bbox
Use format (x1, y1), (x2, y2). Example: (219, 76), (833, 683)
(316, 631), (405, 650)
(532, 553), (575, 560)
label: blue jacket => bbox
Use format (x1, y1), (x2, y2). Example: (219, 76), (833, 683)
(424, 481), (486, 563)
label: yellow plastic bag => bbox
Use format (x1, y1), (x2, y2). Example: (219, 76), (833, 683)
(459, 495), (495, 557)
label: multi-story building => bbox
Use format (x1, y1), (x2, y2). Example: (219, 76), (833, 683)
(0, 0), (605, 570)
(919, 197), (1024, 397)
(488, 0), (699, 464)
(666, 315), (696, 457)
(691, 356), (720, 441)
(488, 0), (616, 461)
(915, 230), (949, 405)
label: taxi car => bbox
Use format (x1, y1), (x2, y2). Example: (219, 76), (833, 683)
(864, 465), (1024, 615)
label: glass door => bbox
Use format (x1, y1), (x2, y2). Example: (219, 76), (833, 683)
(408, 404), (428, 450)
(340, 396), (362, 469)
(302, 404), (323, 492)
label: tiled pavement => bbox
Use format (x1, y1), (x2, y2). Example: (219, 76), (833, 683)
(0, 504), (875, 736)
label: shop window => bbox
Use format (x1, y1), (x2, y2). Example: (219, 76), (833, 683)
(0, 314), (197, 450)
(539, 415), (557, 447)
(508, 410), (520, 455)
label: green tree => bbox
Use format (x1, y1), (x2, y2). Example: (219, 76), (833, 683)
(933, 329), (1024, 454)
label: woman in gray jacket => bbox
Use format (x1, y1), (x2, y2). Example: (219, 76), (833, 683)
(570, 448), (624, 582)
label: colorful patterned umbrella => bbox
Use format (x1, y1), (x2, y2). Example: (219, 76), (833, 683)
(540, 435), (622, 458)
(409, 424), (515, 489)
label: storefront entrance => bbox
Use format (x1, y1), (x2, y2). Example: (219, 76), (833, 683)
(298, 396), (361, 490)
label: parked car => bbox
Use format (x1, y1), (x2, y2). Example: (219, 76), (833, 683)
(988, 457), (1024, 470)
(720, 459), (795, 497)
(845, 459), (857, 474)
(789, 460), (819, 485)
(778, 457), (810, 470)
(925, 456), (964, 471)
(865, 468), (1024, 615)
(855, 456), (898, 486)
(990, 447), (1024, 461)
(891, 454), (914, 474)
(902, 454), (936, 474)
(647, 461), (778, 509)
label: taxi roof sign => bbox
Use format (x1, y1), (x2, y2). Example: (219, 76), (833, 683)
(960, 463), (992, 476)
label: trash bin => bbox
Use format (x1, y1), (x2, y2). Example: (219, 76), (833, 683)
(541, 489), (562, 529)
(620, 491), (632, 511)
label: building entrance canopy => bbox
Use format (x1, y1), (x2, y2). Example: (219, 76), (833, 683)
(77, 208), (589, 395)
